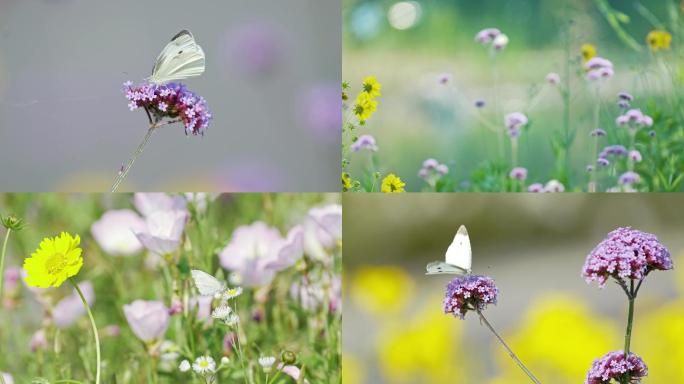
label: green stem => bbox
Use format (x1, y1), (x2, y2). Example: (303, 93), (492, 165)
(111, 126), (157, 192)
(477, 310), (541, 384)
(70, 278), (101, 384)
(623, 283), (635, 358)
(267, 369), (283, 384)
(0, 228), (11, 300)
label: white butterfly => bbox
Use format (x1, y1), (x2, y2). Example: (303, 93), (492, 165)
(148, 29), (205, 85)
(425, 225), (472, 275)
(191, 269), (226, 297)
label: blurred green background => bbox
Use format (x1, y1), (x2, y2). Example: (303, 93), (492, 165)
(343, 193), (684, 383)
(343, 0), (682, 190)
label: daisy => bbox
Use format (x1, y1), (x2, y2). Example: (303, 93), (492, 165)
(192, 356), (216, 375)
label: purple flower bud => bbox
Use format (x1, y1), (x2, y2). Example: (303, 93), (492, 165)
(617, 100), (630, 109)
(617, 91), (634, 101)
(505, 112), (528, 130)
(509, 167), (528, 181)
(597, 157), (610, 167)
(475, 99), (486, 108)
(586, 351), (647, 384)
(590, 128), (606, 137)
(629, 150), (642, 162)
(443, 275), (498, 319)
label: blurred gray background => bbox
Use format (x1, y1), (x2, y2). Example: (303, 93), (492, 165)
(0, 0), (340, 191)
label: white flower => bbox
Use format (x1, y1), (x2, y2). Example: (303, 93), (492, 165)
(160, 340), (180, 361)
(179, 360), (191, 372)
(224, 313), (240, 327)
(258, 356), (276, 372)
(220, 356), (230, 365)
(192, 356), (216, 374)
(211, 305), (232, 320)
(223, 287), (243, 300)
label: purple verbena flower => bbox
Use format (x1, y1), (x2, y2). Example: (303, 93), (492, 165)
(582, 227), (673, 288)
(443, 275), (498, 319)
(350, 134), (378, 152)
(546, 72), (560, 85)
(585, 351), (647, 384)
(590, 128), (606, 137)
(438, 73), (453, 84)
(618, 171), (641, 185)
(616, 109), (653, 128)
(475, 99), (486, 108)
(628, 150), (642, 163)
(527, 183), (544, 192)
(544, 179), (565, 192)
(123, 81), (212, 135)
(597, 157), (610, 167)
(617, 92), (634, 101)
(505, 112), (528, 131)
(584, 57), (614, 81)
(474, 28), (501, 44)
(509, 167), (528, 181)
(419, 158), (449, 181)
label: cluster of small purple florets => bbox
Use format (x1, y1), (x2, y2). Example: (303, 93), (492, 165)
(123, 81), (212, 135)
(585, 351), (648, 384)
(419, 158), (449, 180)
(582, 227), (673, 288)
(443, 275), (498, 319)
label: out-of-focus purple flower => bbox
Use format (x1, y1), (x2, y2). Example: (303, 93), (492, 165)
(528, 183), (544, 192)
(443, 275), (498, 319)
(492, 34), (509, 50)
(509, 167), (528, 181)
(435, 164), (449, 175)
(584, 57), (614, 81)
(585, 351), (647, 384)
(225, 23), (280, 75)
(123, 82), (212, 135)
(168, 297), (182, 316)
(30, 329), (47, 352)
(475, 99), (486, 108)
(329, 275), (342, 313)
(223, 332), (236, 354)
(618, 171), (641, 185)
(544, 179), (565, 192)
(590, 128), (606, 137)
(3, 266), (21, 296)
(546, 72), (560, 85)
(505, 112), (528, 130)
(628, 150), (642, 162)
(219, 222), (304, 287)
(304, 204), (342, 261)
(1, 372), (13, 384)
(474, 28), (501, 44)
(586, 165), (594, 172)
(278, 364), (303, 381)
(134, 193), (187, 217)
(616, 109), (653, 128)
(53, 281), (95, 328)
(103, 324), (121, 337)
(617, 100), (630, 109)
(290, 279), (325, 312)
(351, 134), (379, 152)
(299, 84), (341, 142)
(123, 299), (170, 342)
(134, 210), (188, 255)
(91, 209), (146, 256)
(599, 145), (628, 158)
(582, 227), (672, 288)
(438, 73), (452, 84)
(189, 295), (213, 320)
(597, 158), (610, 167)
(418, 158), (449, 182)
(618, 91), (634, 101)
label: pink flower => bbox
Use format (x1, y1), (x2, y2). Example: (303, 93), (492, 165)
(123, 300), (170, 342)
(134, 210), (188, 255)
(91, 209), (146, 256)
(474, 28), (501, 44)
(278, 364), (302, 381)
(133, 193), (187, 217)
(219, 222), (304, 287)
(30, 329), (47, 352)
(528, 183), (544, 192)
(505, 112), (528, 131)
(509, 167), (528, 181)
(303, 204), (342, 261)
(3, 266), (21, 295)
(1, 372), (13, 384)
(189, 295), (214, 320)
(53, 281), (95, 328)
(546, 72), (560, 85)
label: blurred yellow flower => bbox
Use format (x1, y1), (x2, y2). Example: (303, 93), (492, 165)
(581, 43), (597, 63)
(342, 172), (353, 191)
(378, 301), (467, 383)
(491, 294), (618, 384)
(362, 76), (382, 98)
(381, 174), (406, 193)
(646, 30), (672, 52)
(635, 300), (684, 382)
(24, 232), (83, 288)
(676, 251), (684, 294)
(342, 354), (365, 384)
(350, 265), (414, 316)
(353, 92), (378, 122)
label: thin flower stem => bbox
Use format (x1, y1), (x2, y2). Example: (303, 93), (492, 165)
(0, 228), (11, 300)
(70, 278), (101, 384)
(623, 280), (636, 358)
(477, 310), (541, 384)
(110, 126), (157, 192)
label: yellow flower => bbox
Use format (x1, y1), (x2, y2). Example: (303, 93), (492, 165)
(646, 30), (672, 52)
(634, 300), (684, 382)
(350, 265), (414, 316)
(342, 354), (365, 384)
(381, 173), (405, 193)
(361, 76), (382, 98)
(581, 43), (597, 63)
(24, 232), (83, 288)
(342, 172), (352, 191)
(353, 92), (378, 122)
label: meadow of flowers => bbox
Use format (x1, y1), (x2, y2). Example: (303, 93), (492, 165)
(343, 0), (684, 192)
(0, 193), (341, 383)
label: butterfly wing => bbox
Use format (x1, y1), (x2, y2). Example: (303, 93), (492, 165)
(444, 225), (472, 272)
(425, 261), (469, 275)
(191, 269), (224, 296)
(149, 30), (205, 84)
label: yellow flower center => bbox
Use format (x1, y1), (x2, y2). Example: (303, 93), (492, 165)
(45, 253), (68, 275)
(200, 360), (208, 368)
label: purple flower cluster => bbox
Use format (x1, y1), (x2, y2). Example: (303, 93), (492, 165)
(582, 227), (673, 288)
(351, 134), (379, 152)
(616, 109), (653, 128)
(443, 275), (498, 319)
(123, 81), (212, 135)
(585, 57), (614, 80)
(617, 92), (633, 109)
(618, 171), (641, 186)
(504, 112), (528, 138)
(509, 167), (527, 181)
(585, 351), (647, 384)
(418, 158), (448, 180)
(528, 179), (565, 192)
(474, 28), (501, 44)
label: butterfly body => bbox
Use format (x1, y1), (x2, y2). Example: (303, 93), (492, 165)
(191, 269), (226, 297)
(425, 225), (473, 275)
(148, 30), (205, 85)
